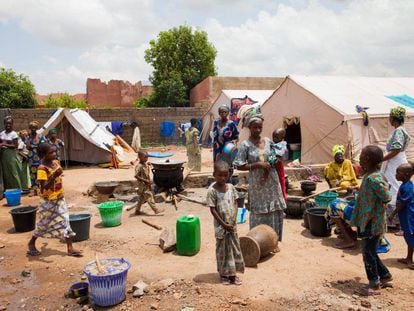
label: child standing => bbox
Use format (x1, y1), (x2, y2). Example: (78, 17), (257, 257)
(351, 145), (392, 296)
(206, 161), (244, 285)
(27, 143), (82, 257)
(134, 151), (164, 215)
(388, 162), (414, 269)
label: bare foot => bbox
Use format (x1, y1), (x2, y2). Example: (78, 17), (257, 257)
(334, 241), (355, 249)
(154, 208), (165, 215)
(408, 264), (414, 270)
(68, 249), (83, 257)
(394, 230), (404, 236)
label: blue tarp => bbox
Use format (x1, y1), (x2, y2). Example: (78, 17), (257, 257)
(386, 94), (414, 109)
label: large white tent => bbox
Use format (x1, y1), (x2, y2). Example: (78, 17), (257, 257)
(239, 76), (414, 164)
(39, 108), (116, 164)
(200, 90), (274, 144)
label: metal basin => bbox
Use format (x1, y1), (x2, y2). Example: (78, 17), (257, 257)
(94, 182), (119, 195)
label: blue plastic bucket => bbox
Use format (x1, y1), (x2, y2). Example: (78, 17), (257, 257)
(237, 208), (248, 224)
(83, 258), (131, 307)
(4, 189), (22, 206)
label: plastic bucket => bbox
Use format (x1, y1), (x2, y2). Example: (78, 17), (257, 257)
(9, 205), (38, 232)
(307, 207), (331, 237)
(4, 189), (22, 206)
(69, 214), (92, 242)
(315, 191), (339, 208)
(97, 201), (123, 227)
(84, 258), (131, 307)
(237, 208), (248, 224)
(69, 282), (89, 298)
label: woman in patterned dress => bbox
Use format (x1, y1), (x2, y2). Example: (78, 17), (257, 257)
(27, 142), (82, 257)
(234, 114), (287, 243)
(212, 105), (239, 163)
(25, 121), (46, 195)
(381, 107), (411, 229)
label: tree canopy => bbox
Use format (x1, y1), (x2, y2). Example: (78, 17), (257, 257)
(0, 68), (37, 108)
(144, 25), (217, 107)
(44, 93), (88, 109)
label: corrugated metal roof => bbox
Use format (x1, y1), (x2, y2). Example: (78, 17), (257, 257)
(290, 75), (414, 116)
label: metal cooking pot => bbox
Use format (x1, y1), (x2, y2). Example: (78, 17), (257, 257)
(150, 159), (186, 170)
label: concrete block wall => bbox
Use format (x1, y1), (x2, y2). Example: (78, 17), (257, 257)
(10, 107), (204, 145)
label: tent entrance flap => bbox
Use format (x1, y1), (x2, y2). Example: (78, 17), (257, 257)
(283, 117), (301, 161)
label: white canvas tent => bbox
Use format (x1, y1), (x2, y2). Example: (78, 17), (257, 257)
(200, 90), (274, 144)
(39, 108), (116, 164)
(239, 75), (414, 164)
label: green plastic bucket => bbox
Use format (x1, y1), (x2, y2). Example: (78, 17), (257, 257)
(97, 201), (124, 227)
(315, 192), (339, 208)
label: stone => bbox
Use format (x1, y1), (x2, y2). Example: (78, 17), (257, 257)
(195, 287), (201, 295)
(159, 229), (176, 253)
(82, 306), (89, 311)
(352, 294), (359, 299)
(339, 294), (347, 299)
(159, 278), (174, 288)
(231, 299), (243, 305)
(154, 193), (166, 203)
(348, 307), (356, 311)
(360, 300), (371, 308)
(150, 303), (158, 310)
(21, 270), (31, 277)
(81, 275), (87, 281)
(173, 292), (182, 300)
(0, 306), (7, 311)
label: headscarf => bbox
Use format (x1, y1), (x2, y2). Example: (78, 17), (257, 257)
(218, 105), (230, 113)
(390, 106), (406, 123)
(49, 128), (57, 134)
(29, 121), (39, 128)
(332, 144), (345, 157)
(247, 113), (264, 126)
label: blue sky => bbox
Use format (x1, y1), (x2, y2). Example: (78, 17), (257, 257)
(0, 0), (413, 94)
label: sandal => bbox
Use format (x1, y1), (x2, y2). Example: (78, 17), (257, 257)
(220, 276), (230, 285)
(27, 249), (41, 256)
(68, 250), (83, 257)
(355, 287), (380, 296)
(229, 276), (242, 286)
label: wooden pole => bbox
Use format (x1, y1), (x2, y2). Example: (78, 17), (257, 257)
(142, 218), (162, 230)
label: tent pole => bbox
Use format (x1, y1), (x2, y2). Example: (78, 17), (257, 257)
(60, 120), (68, 169)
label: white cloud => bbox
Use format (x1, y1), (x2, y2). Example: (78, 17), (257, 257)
(1, 0), (414, 94)
(206, 0), (414, 77)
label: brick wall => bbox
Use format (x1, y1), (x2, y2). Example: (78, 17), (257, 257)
(86, 78), (154, 108)
(10, 107), (204, 145)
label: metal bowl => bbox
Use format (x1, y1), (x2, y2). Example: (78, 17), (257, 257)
(151, 159), (186, 171)
(94, 182), (119, 195)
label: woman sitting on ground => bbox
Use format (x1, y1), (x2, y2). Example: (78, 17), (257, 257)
(324, 144), (358, 190)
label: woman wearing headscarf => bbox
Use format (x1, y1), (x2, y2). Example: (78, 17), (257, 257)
(382, 106), (411, 229)
(324, 144), (358, 190)
(212, 105), (239, 162)
(185, 118), (202, 171)
(25, 121), (46, 194)
(234, 114), (286, 244)
(0, 116), (23, 189)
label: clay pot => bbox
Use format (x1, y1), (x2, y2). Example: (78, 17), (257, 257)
(240, 224), (278, 267)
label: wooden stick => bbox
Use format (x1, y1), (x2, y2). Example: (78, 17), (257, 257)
(95, 252), (106, 274)
(142, 218), (162, 230)
(176, 194), (206, 205)
(116, 135), (135, 153)
(300, 187), (341, 202)
(172, 194), (178, 210)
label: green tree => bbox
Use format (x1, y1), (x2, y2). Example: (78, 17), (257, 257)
(0, 67), (37, 108)
(45, 93), (88, 109)
(144, 25), (217, 107)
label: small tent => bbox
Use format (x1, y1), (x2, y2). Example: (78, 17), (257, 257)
(200, 90), (274, 144)
(39, 108), (116, 164)
(239, 75), (414, 164)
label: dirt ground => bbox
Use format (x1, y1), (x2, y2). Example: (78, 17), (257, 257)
(0, 146), (413, 311)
